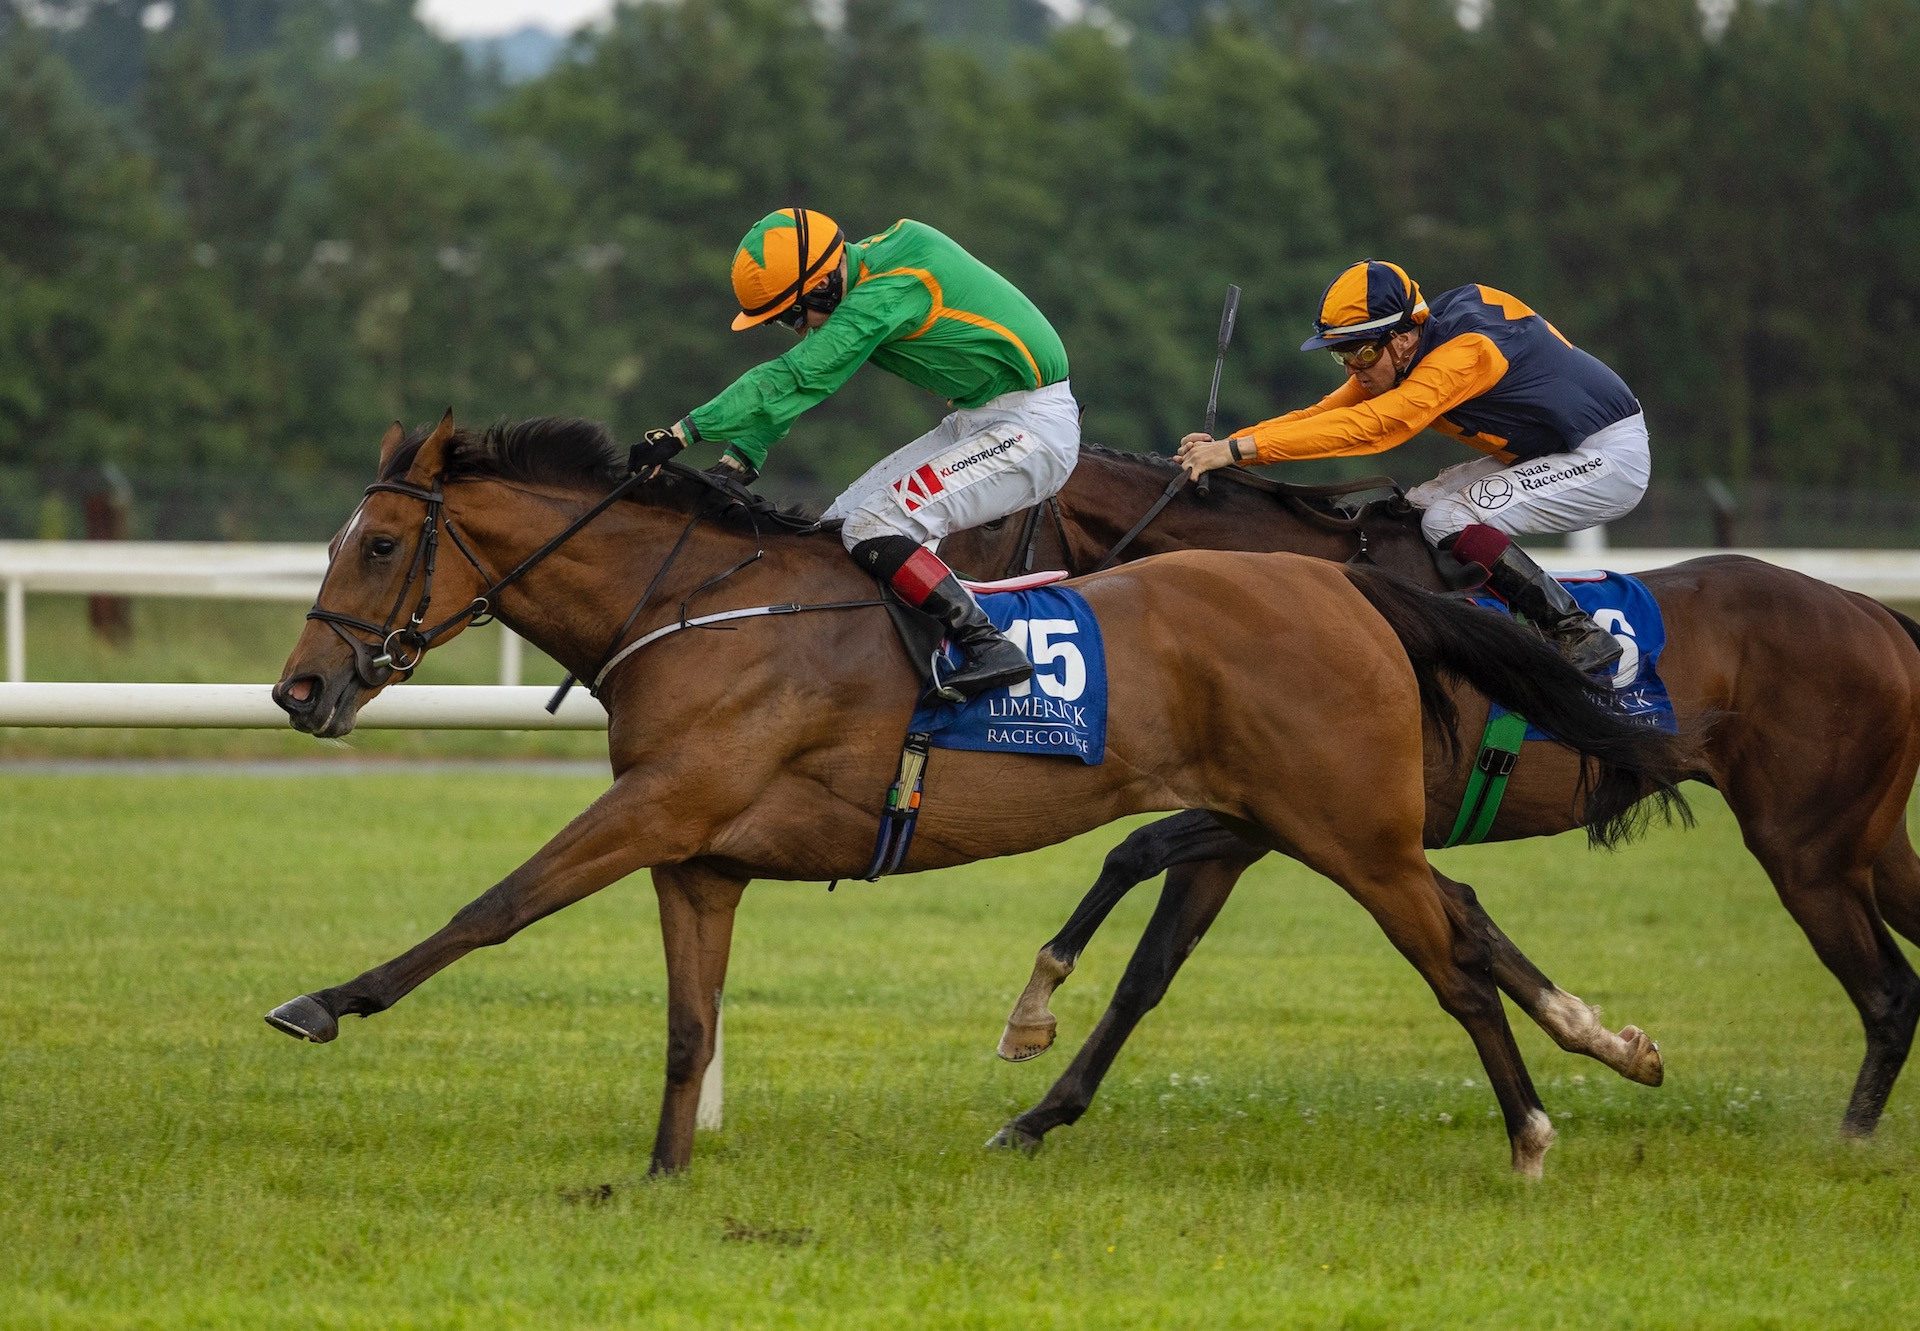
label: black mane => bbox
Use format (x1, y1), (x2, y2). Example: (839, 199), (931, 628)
(1080, 440), (1180, 472)
(383, 417), (823, 531)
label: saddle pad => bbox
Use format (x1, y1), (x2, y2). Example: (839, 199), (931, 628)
(910, 585), (1108, 763)
(1474, 571), (1676, 737)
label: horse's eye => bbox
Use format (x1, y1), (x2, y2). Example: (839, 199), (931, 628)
(367, 535), (398, 559)
(981, 518), (1006, 532)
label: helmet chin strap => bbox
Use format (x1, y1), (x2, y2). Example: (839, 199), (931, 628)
(788, 203), (844, 321)
(1389, 327), (1417, 386)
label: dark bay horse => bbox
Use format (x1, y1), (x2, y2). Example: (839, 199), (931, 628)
(265, 416), (1693, 1177)
(940, 445), (1920, 1151)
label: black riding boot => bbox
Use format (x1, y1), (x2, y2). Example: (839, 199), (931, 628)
(852, 535), (1034, 702)
(1484, 543), (1623, 674)
(920, 576), (1036, 701)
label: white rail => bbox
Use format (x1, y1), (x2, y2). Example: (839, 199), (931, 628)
(0, 683), (606, 729)
(0, 541), (524, 685)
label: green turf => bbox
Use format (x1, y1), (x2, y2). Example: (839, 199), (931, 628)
(2, 776), (1916, 1328)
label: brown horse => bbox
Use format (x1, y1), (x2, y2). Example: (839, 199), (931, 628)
(940, 445), (1920, 1151)
(265, 416), (1694, 1177)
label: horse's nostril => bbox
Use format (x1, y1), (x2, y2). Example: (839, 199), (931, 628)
(273, 676), (320, 713)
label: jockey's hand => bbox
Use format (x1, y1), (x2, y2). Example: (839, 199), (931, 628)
(631, 426), (685, 477)
(1175, 432), (1238, 481)
(705, 451), (759, 487)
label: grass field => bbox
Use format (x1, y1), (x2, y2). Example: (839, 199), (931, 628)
(4, 772), (1919, 1328)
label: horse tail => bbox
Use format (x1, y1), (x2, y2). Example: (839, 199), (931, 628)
(1343, 565), (1695, 849)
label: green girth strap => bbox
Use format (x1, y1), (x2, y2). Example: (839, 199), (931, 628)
(1443, 710), (1530, 848)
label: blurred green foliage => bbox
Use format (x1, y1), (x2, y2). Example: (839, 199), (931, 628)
(1, 0), (1915, 536)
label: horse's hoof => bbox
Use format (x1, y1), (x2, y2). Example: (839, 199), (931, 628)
(996, 1019), (1058, 1063)
(265, 994), (338, 1043)
(984, 1122), (1044, 1155)
(1509, 1108), (1556, 1180)
(1618, 1025), (1664, 1087)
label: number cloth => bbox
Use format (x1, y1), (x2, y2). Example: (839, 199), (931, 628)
(681, 219), (1070, 467)
(908, 585), (1108, 764)
(1475, 570), (1677, 737)
(1235, 284), (1641, 466)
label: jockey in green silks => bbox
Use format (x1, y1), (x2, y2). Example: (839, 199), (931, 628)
(650, 208), (1080, 701)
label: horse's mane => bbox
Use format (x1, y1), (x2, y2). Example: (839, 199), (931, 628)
(384, 417), (823, 533)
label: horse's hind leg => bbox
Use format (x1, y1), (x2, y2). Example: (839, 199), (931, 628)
(999, 810), (1254, 1061)
(1440, 872), (1664, 1086)
(1870, 827), (1920, 948)
(1745, 830), (1920, 1137)
(989, 848), (1256, 1151)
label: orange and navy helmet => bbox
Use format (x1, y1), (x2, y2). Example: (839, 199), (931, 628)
(728, 207), (846, 331)
(1299, 259), (1428, 350)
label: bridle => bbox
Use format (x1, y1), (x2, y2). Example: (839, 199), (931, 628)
(305, 466), (650, 690)
(304, 460), (881, 708)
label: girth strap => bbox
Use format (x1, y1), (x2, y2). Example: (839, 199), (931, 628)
(1443, 709), (1530, 847)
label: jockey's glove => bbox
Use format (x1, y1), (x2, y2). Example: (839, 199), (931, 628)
(630, 427), (684, 473)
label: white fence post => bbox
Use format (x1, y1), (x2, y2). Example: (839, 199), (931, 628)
(498, 628), (524, 686)
(5, 578), (23, 683)
(1566, 525), (1609, 558)
(697, 1001), (724, 1132)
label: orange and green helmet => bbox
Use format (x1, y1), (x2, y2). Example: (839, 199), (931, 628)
(728, 207), (847, 331)
(1300, 259), (1428, 350)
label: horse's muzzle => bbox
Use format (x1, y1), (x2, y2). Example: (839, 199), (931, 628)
(272, 672), (362, 738)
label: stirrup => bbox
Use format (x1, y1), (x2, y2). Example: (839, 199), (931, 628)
(1553, 621), (1623, 675)
(926, 642), (1033, 706)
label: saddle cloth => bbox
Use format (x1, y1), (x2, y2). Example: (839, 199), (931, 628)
(1474, 571), (1677, 737)
(909, 584), (1109, 763)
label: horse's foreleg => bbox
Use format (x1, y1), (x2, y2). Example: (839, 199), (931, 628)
(989, 849), (1256, 1152)
(266, 776), (672, 1043)
(998, 810), (1255, 1061)
(649, 862), (748, 1177)
(1436, 872), (1664, 1087)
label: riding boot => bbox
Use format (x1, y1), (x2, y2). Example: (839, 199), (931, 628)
(1447, 523), (1622, 674)
(1482, 542), (1623, 675)
(919, 575), (1035, 700)
(851, 535), (1034, 701)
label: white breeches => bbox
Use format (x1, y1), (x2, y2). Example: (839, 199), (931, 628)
(1411, 411), (1651, 544)
(825, 380), (1081, 549)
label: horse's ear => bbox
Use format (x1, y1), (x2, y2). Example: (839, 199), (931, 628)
(405, 409), (457, 483)
(376, 420), (406, 473)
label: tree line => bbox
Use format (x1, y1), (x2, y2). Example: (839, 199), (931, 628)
(2, 0), (1914, 538)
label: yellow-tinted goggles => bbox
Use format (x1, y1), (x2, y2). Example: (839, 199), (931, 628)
(1329, 339), (1387, 370)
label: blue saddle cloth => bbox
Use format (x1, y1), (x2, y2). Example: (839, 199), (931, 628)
(909, 585), (1108, 764)
(1474, 571), (1676, 738)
